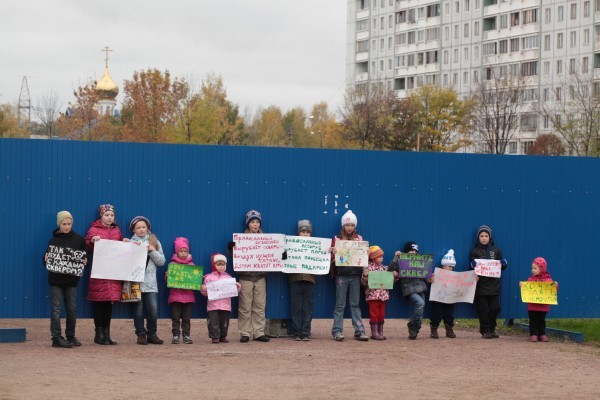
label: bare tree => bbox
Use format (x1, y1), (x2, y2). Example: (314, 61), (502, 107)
(471, 68), (528, 154)
(339, 82), (400, 150)
(33, 92), (62, 137)
(541, 67), (600, 156)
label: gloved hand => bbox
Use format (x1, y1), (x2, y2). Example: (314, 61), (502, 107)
(227, 241), (236, 250)
(282, 251), (288, 260)
(500, 259), (508, 268)
(470, 260), (477, 269)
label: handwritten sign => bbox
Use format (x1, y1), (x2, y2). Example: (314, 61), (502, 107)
(167, 263), (203, 290)
(429, 268), (477, 304)
(45, 245), (86, 277)
(474, 259), (502, 278)
(91, 239), (147, 282)
(397, 253), (434, 278)
(207, 278), (239, 301)
(520, 281), (558, 305)
(283, 236), (331, 275)
(334, 240), (369, 267)
(368, 271), (394, 289)
(232, 233), (286, 272)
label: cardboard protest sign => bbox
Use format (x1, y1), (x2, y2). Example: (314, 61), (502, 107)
(166, 263), (203, 290)
(91, 239), (147, 282)
(207, 278), (239, 301)
(474, 259), (502, 278)
(520, 281), (558, 305)
(368, 271), (394, 289)
(45, 245), (86, 277)
(397, 253), (434, 278)
(283, 236), (331, 275)
(429, 268), (477, 304)
(334, 240), (369, 267)
(232, 233), (286, 272)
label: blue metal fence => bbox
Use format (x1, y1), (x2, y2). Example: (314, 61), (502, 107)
(1, 139), (598, 319)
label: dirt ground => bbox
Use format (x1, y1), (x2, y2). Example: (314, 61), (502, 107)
(1, 318), (599, 400)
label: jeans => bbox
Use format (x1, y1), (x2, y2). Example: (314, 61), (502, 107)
(407, 292), (426, 330)
(332, 275), (364, 336)
(133, 292), (158, 336)
(289, 281), (314, 337)
(50, 285), (77, 339)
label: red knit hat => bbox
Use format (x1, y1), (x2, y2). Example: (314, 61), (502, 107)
(533, 257), (547, 273)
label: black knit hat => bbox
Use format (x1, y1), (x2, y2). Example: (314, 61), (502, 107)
(403, 241), (419, 253)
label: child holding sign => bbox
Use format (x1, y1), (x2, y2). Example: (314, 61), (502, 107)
(469, 225), (508, 339)
(429, 250), (457, 339)
(201, 254), (241, 343)
(330, 210), (369, 342)
(361, 246), (395, 340)
(44, 211), (88, 348)
(389, 242), (433, 340)
(127, 216), (166, 345)
(519, 257), (558, 342)
(167, 237), (195, 344)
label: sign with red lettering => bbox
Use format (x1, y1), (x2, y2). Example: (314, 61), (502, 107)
(232, 233), (286, 272)
(429, 268), (477, 304)
(474, 259), (502, 278)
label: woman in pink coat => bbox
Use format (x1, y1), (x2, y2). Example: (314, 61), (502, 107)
(86, 204), (123, 345)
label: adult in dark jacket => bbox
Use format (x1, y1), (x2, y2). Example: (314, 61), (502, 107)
(44, 211), (88, 348)
(85, 204), (123, 345)
(469, 225), (508, 339)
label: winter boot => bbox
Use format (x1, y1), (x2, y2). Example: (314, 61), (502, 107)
(445, 324), (456, 338)
(370, 323), (382, 340)
(137, 334), (148, 345)
(104, 326), (117, 345)
(94, 327), (108, 345)
(378, 322), (386, 340)
(52, 336), (73, 348)
(407, 322), (418, 340)
(430, 324), (439, 339)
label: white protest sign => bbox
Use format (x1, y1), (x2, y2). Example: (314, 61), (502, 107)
(45, 245), (86, 277)
(474, 259), (502, 278)
(429, 268), (478, 304)
(334, 240), (369, 267)
(232, 233), (286, 272)
(91, 239), (147, 282)
(283, 236), (332, 275)
(207, 278), (239, 301)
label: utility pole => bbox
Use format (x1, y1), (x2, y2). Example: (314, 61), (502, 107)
(18, 76), (31, 134)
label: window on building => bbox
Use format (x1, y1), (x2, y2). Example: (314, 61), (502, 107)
(408, 9), (416, 22)
(407, 54), (415, 66)
(381, 16), (385, 29)
(464, 23), (470, 37)
(444, 27), (450, 41)
(396, 33), (406, 45)
(473, 70), (479, 83)
(584, 1), (590, 17)
(397, 11), (407, 23)
(521, 61), (538, 76)
(543, 88), (549, 102)
(453, 48), (459, 62)
(417, 52), (424, 65)
(380, 60), (384, 71)
(522, 9), (538, 24)
(418, 7), (425, 19)
(544, 35), (551, 50)
(465, 0), (470, 11)
(544, 61), (550, 75)
(444, 50), (449, 64)
(508, 142), (517, 154)
(557, 60), (563, 74)
(510, 38), (519, 52)
(463, 71), (469, 84)
(475, 0), (480, 10)
(464, 47), (469, 60)
(555, 87), (562, 101)
(454, 24), (459, 39)
(453, 72), (458, 85)
(474, 21), (480, 35)
(522, 35), (539, 50)
(388, 58), (393, 70)
(558, 6), (564, 21)
(443, 74), (448, 86)
(569, 58), (576, 74)
(455, 1), (460, 13)
(373, 18), (377, 30)
(500, 14), (508, 29)
(427, 4), (440, 17)
(357, 40), (369, 52)
(570, 31), (577, 47)
(522, 88), (539, 102)
(380, 38), (385, 50)
(570, 3), (577, 19)
(356, 19), (369, 31)
(584, 29), (590, 45)
(544, 8), (551, 23)
(510, 12), (519, 26)
(499, 40), (508, 53)
(389, 15), (394, 28)
(557, 33), (563, 49)
(445, 2), (450, 15)
(358, 0), (370, 10)
(408, 31), (416, 44)
(520, 114), (538, 132)
(388, 36), (393, 49)
(426, 27), (440, 40)
(583, 56), (589, 73)
(483, 42), (497, 56)
(474, 45), (479, 59)
(522, 141), (534, 153)
(417, 30), (425, 42)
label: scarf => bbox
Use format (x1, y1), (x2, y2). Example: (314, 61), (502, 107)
(171, 253), (193, 265)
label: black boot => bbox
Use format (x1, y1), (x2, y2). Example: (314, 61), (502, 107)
(94, 327), (108, 345)
(104, 327), (117, 345)
(52, 336), (73, 348)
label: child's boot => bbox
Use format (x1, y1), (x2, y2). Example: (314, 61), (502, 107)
(407, 322), (418, 340)
(539, 335), (549, 342)
(94, 327), (108, 345)
(530, 335), (538, 342)
(370, 323), (382, 340)
(430, 324), (439, 339)
(378, 322), (386, 340)
(445, 324), (456, 338)
(104, 326), (117, 345)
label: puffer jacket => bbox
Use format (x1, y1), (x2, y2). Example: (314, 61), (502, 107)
(470, 241), (506, 296)
(167, 254), (196, 304)
(86, 220), (124, 301)
(526, 272), (554, 312)
(361, 262), (390, 302)
(201, 271), (238, 312)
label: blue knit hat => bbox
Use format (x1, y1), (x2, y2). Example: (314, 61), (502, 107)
(245, 210), (262, 227)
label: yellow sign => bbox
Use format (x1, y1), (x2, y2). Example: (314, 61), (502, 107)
(520, 281), (558, 305)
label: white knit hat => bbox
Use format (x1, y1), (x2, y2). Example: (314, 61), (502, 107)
(341, 210), (358, 227)
(441, 249), (456, 267)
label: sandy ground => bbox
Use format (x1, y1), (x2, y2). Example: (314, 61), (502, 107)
(1, 318), (599, 400)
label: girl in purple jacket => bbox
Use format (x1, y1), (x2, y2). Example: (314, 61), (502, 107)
(201, 254), (241, 343)
(167, 237), (196, 344)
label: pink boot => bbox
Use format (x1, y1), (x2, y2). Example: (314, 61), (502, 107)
(530, 335), (538, 342)
(539, 335), (549, 342)
(378, 322), (387, 340)
(370, 323), (383, 340)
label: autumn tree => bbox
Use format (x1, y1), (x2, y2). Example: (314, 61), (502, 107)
(339, 83), (400, 150)
(55, 80), (100, 140)
(541, 67), (600, 156)
(307, 102), (345, 149)
(122, 69), (187, 142)
(248, 106), (287, 147)
(33, 92), (62, 137)
(405, 85), (475, 152)
(527, 134), (565, 156)
(472, 68), (528, 154)
(283, 107), (308, 147)
(0, 103), (22, 138)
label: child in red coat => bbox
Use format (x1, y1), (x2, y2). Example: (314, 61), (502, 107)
(520, 257), (559, 342)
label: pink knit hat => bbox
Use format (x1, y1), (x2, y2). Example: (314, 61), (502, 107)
(533, 257), (547, 273)
(174, 237), (190, 253)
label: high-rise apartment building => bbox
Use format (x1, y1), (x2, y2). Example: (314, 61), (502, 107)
(346, 0), (597, 154)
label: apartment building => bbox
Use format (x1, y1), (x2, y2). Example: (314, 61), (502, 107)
(347, 0), (598, 154)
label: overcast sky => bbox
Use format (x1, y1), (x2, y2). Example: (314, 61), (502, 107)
(0, 0), (347, 118)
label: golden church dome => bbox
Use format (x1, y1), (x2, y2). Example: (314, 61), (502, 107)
(96, 67), (119, 100)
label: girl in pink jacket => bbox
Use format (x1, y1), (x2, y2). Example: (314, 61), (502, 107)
(520, 257), (559, 342)
(167, 237), (196, 344)
(201, 254), (241, 343)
